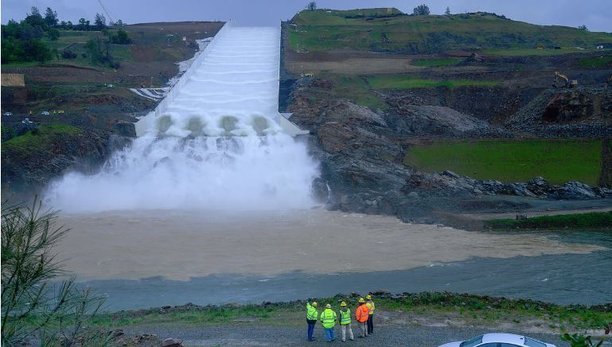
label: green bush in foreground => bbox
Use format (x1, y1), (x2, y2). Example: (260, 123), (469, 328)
(485, 212), (612, 230)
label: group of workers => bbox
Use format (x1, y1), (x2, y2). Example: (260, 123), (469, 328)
(306, 294), (375, 342)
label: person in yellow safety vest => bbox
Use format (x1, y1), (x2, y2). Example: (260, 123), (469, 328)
(366, 294), (376, 334)
(306, 301), (319, 342)
(338, 301), (354, 342)
(320, 303), (337, 342)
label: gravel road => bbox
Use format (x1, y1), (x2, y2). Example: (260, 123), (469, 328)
(121, 324), (570, 347)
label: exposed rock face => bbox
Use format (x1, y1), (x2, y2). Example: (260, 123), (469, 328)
(543, 91), (594, 122)
(288, 78), (611, 224)
(384, 104), (506, 138)
(402, 173), (610, 200)
(507, 87), (612, 137)
(291, 96), (411, 215)
(384, 87), (542, 124)
(1, 127), (134, 199)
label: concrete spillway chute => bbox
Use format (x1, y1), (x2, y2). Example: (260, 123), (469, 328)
(135, 23), (307, 138)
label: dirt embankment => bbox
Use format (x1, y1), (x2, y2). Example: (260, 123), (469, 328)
(282, 21), (612, 224)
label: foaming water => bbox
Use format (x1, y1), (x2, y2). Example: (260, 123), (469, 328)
(44, 26), (319, 212)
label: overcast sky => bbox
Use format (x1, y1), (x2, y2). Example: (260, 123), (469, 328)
(2, 0), (611, 32)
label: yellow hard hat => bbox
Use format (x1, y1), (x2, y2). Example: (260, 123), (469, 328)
(325, 303), (331, 308)
(366, 294), (372, 300)
(358, 297), (365, 303)
(312, 301), (318, 307)
(340, 301), (347, 307)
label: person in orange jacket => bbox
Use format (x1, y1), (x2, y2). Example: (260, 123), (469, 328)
(355, 297), (369, 338)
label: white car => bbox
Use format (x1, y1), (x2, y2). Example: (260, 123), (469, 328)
(41, 111), (50, 116)
(438, 333), (556, 347)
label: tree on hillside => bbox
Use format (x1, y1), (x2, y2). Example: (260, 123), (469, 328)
(307, 1), (317, 11)
(1, 17), (56, 63)
(94, 12), (106, 30)
(1, 38), (24, 64)
(413, 4), (430, 15)
(445, 6), (451, 15)
(47, 28), (60, 40)
(21, 39), (52, 63)
(29, 6), (41, 17)
(44, 7), (58, 27)
(77, 17), (90, 31)
(24, 6), (46, 29)
(578, 25), (589, 31)
(110, 29), (132, 44)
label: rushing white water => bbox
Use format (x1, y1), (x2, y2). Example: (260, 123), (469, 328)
(44, 26), (319, 212)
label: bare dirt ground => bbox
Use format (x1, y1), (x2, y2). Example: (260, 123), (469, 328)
(286, 57), (419, 74)
(55, 209), (602, 281)
(116, 320), (579, 347)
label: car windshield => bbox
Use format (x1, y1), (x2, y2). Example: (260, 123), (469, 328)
(524, 337), (547, 347)
(460, 335), (483, 347)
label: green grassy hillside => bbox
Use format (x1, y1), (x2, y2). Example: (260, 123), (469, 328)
(288, 9), (612, 54)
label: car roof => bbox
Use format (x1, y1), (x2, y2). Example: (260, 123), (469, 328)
(482, 333), (525, 345)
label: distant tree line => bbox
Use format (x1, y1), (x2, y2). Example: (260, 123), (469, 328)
(1, 6), (130, 65)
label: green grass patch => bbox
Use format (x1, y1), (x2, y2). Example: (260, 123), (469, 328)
(86, 293), (611, 331)
(404, 139), (602, 185)
(327, 74), (387, 109)
(411, 57), (462, 67)
(368, 75), (499, 89)
(2, 125), (82, 152)
(578, 54), (612, 69)
(90, 304), (295, 328)
(485, 212), (612, 230)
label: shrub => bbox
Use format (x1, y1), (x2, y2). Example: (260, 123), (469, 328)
(110, 29), (131, 44)
(1, 200), (107, 346)
(61, 49), (77, 59)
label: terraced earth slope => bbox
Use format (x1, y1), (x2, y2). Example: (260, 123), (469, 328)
(282, 8), (612, 223)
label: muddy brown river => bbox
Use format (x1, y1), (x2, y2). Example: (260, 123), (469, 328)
(55, 209), (611, 310)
